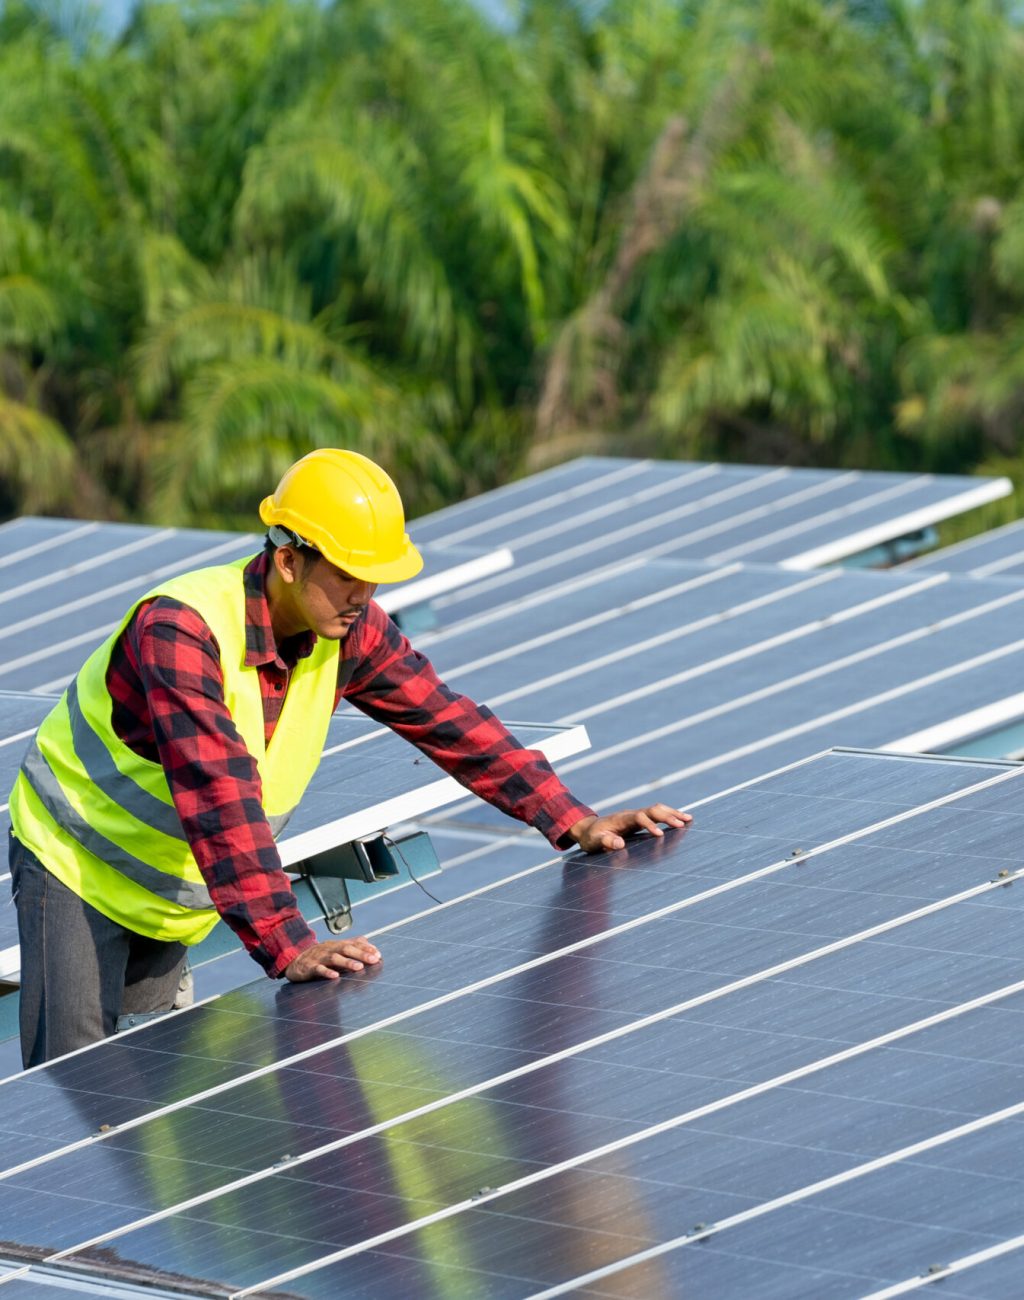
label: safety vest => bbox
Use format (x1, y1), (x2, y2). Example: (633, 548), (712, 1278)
(9, 558), (339, 945)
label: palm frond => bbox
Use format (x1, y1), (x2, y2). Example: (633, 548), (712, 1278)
(238, 115), (461, 365)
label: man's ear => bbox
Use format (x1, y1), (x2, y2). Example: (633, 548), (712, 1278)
(273, 544), (302, 586)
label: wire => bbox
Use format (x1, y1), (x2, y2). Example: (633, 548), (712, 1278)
(382, 833), (443, 905)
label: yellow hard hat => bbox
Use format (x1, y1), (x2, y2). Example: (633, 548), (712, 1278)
(259, 449), (423, 584)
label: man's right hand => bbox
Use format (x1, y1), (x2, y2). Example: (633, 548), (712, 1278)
(284, 937), (381, 982)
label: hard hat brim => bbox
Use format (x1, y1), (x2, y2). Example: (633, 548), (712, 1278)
(324, 539), (424, 585)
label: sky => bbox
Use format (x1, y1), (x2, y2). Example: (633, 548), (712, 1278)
(15, 0), (512, 41)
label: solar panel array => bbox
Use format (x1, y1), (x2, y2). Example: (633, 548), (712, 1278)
(411, 457), (1010, 627)
(1, 749), (1023, 1297)
(2, 459), (1007, 696)
(2, 456), (1023, 1297)
(2, 465), (1021, 990)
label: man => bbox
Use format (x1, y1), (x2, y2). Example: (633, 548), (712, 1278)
(9, 448), (690, 1067)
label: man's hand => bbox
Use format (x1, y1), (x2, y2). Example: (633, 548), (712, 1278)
(568, 804), (692, 853)
(284, 936), (381, 982)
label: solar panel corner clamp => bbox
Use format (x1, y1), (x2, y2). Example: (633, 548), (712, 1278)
(294, 862), (353, 934)
(295, 830), (440, 934)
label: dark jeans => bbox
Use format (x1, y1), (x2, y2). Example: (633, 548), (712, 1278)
(10, 833), (188, 1068)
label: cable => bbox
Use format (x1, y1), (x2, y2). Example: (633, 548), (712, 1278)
(382, 833), (443, 905)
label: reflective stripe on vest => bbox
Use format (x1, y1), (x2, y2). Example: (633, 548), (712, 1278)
(65, 678), (186, 842)
(9, 559), (339, 943)
(60, 678), (293, 841)
(20, 741), (214, 910)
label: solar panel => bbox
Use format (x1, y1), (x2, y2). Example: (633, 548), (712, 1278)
(413, 561), (1024, 853)
(910, 517), (1024, 580)
(411, 459), (1010, 627)
(1, 748), (1021, 1297)
(0, 518), (511, 694)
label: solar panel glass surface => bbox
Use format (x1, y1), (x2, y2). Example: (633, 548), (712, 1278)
(0, 750), (1022, 1299)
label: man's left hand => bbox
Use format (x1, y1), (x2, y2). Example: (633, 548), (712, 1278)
(568, 804), (692, 853)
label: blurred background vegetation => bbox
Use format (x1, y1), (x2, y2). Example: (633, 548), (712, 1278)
(1, 0), (1024, 531)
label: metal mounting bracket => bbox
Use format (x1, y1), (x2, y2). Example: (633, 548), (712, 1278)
(295, 830), (440, 934)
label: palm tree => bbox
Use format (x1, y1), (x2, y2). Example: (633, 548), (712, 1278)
(0, 0), (1021, 530)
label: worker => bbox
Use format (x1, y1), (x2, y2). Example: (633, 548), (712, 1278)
(8, 449), (691, 1067)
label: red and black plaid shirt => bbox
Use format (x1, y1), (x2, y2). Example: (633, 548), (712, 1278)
(107, 551), (592, 976)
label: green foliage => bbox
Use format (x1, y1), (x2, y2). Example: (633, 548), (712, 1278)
(0, 0), (1023, 528)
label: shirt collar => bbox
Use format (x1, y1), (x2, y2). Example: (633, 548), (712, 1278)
(243, 551), (316, 669)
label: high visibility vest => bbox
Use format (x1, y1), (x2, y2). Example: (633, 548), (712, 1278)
(9, 558), (339, 945)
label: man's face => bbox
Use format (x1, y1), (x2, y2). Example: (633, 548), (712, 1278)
(276, 547), (378, 640)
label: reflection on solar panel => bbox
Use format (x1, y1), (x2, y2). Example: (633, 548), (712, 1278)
(1, 748), (1022, 1297)
(411, 458), (1010, 627)
(911, 518), (1024, 580)
(0, 518), (511, 694)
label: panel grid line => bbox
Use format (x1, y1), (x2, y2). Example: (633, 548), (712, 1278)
(0, 521), (99, 569)
(39, 876), (1024, 1284)
(0, 747), (848, 1088)
(325, 562), (839, 785)
(418, 459), (656, 547)
(779, 477), (1012, 570)
(432, 467), (814, 610)
(485, 570), (842, 712)
(427, 577), (1023, 827)
(564, 584), (1024, 768)
(593, 628), (1024, 808)
(0, 529), (177, 610)
(438, 563), (760, 680)
(497, 465), (718, 551)
(542, 573), (949, 724)
(0, 535), (257, 655)
(705, 475), (928, 563)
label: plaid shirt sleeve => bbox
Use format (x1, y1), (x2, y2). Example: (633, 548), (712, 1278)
(115, 599), (316, 977)
(342, 602), (594, 847)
